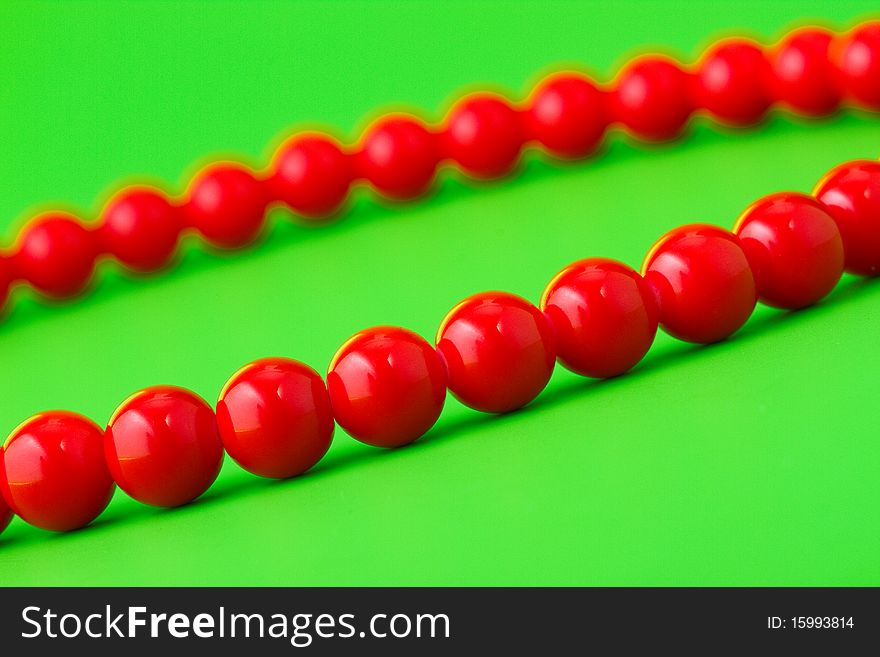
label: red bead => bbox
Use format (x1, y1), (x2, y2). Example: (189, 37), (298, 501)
(696, 38), (772, 126)
(357, 115), (439, 200)
(105, 386), (223, 508)
(442, 93), (525, 179)
(768, 27), (841, 115)
(611, 55), (694, 141)
(14, 212), (97, 299)
(184, 163), (268, 249)
(814, 160), (880, 276)
(0, 487), (11, 535)
(217, 358), (334, 478)
(327, 327), (446, 448)
(643, 225), (757, 344)
(99, 186), (181, 272)
(0, 411), (114, 531)
(269, 134), (352, 218)
(831, 22), (880, 109)
(735, 192), (844, 309)
(541, 258), (658, 378)
(0, 255), (12, 311)
(436, 292), (556, 413)
(526, 72), (608, 158)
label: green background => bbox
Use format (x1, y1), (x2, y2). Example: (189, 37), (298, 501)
(0, 0), (878, 586)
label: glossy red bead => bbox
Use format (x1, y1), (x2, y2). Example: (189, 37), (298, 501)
(357, 115), (439, 200)
(269, 133), (352, 218)
(436, 292), (556, 414)
(0, 411), (114, 532)
(643, 225), (757, 344)
(327, 327), (446, 448)
(735, 192), (844, 309)
(526, 72), (608, 158)
(814, 160), (880, 276)
(611, 55), (694, 141)
(696, 38), (772, 126)
(831, 22), (880, 109)
(768, 27), (841, 115)
(217, 358), (334, 478)
(184, 163), (268, 249)
(0, 487), (11, 535)
(105, 386), (223, 508)
(14, 212), (97, 299)
(442, 93), (525, 179)
(541, 258), (658, 378)
(99, 186), (181, 272)
(0, 255), (12, 311)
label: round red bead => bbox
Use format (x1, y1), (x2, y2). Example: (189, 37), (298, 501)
(0, 487), (11, 536)
(269, 133), (352, 218)
(327, 327), (446, 448)
(643, 225), (757, 344)
(14, 212), (97, 299)
(357, 115), (439, 200)
(217, 358), (334, 478)
(184, 163), (267, 249)
(696, 38), (772, 126)
(105, 386), (223, 508)
(814, 160), (880, 276)
(831, 21), (880, 109)
(735, 192), (844, 309)
(768, 27), (841, 115)
(442, 93), (525, 179)
(541, 258), (658, 378)
(99, 186), (181, 272)
(526, 72), (608, 158)
(436, 292), (556, 413)
(611, 55), (694, 141)
(0, 256), (13, 311)
(0, 411), (114, 531)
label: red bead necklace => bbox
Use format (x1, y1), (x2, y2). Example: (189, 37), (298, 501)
(1, 21), (880, 536)
(1, 155), (878, 535)
(1, 22), (878, 306)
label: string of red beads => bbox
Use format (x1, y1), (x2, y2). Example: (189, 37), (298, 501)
(1, 155), (878, 535)
(0, 21), (877, 308)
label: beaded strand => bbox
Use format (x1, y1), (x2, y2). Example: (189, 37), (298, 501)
(1, 155), (878, 535)
(1, 22), (878, 308)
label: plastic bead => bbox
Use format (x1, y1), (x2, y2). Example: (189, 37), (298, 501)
(327, 327), (446, 448)
(269, 133), (352, 218)
(0, 488), (11, 535)
(611, 55), (694, 141)
(184, 163), (268, 249)
(99, 186), (181, 273)
(735, 192), (844, 309)
(442, 93), (525, 179)
(526, 72), (608, 158)
(357, 115), (439, 200)
(696, 38), (772, 126)
(643, 225), (757, 344)
(814, 160), (880, 276)
(0, 411), (114, 531)
(436, 292), (556, 413)
(768, 27), (841, 115)
(541, 258), (658, 378)
(105, 386), (224, 508)
(831, 21), (880, 110)
(13, 212), (97, 299)
(217, 358), (334, 478)
(0, 256), (12, 311)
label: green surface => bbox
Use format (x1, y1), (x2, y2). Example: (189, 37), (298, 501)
(1, 0), (879, 586)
